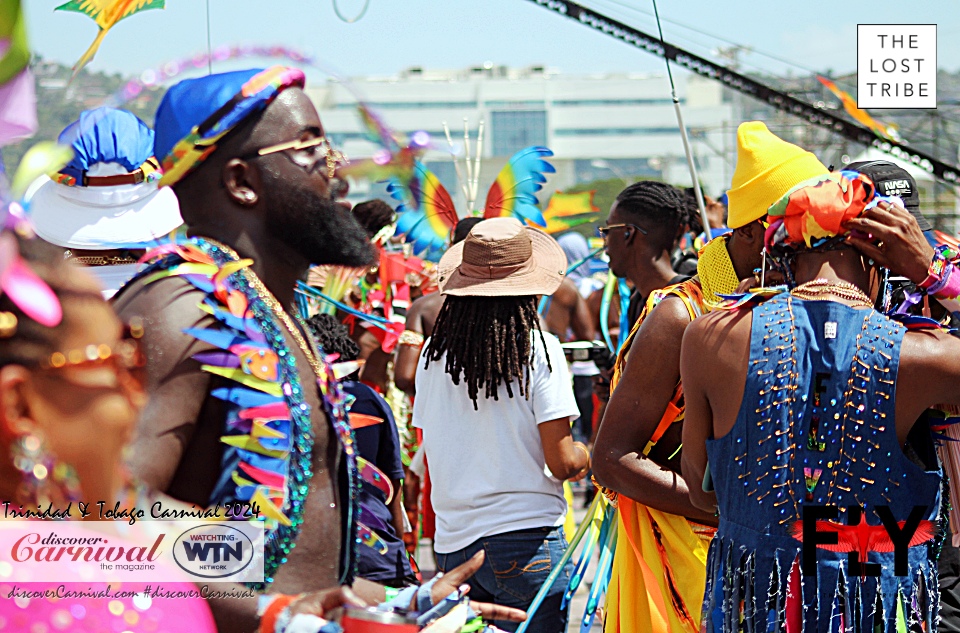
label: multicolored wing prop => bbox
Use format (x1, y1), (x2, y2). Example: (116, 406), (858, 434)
(56, 0), (165, 78)
(540, 190), (601, 234)
(388, 161), (458, 256)
(338, 103), (431, 190)
(356, 102), (402, 151)
(483, 146), (554, 227)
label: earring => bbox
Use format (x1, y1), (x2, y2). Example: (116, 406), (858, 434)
(11, 433), (82, 508)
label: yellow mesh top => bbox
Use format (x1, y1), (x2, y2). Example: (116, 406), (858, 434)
(696, 235), (740, 306)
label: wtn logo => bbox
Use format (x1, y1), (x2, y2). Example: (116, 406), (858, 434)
(173, 525), (257, 580)
(180, 541), (243, 565)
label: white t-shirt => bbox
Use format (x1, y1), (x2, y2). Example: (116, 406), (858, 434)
(413, 331), (580, 554)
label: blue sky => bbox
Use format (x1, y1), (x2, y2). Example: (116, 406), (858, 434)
(22, 0), (960, 85)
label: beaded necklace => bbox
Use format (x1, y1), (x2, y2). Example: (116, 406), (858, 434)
(790, 278), (873, 309)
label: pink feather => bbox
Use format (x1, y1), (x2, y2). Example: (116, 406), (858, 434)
(2, 256), (62, 327)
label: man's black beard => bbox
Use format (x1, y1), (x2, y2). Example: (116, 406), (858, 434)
(265, 176), (375, 267)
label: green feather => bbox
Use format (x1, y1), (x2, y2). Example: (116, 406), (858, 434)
(53, 1), (91, 16)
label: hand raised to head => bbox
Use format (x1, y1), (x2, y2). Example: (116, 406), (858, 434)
(844, 200), (934, 283)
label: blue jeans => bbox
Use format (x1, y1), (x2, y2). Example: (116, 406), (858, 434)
(436, 526), (573, 633)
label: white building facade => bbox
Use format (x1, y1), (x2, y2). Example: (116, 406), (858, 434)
(307, 65), (737, 210)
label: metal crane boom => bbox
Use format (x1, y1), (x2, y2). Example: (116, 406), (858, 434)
(525, 0), (959, 184)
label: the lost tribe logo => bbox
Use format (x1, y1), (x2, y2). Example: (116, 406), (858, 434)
(793, 505), (935, 577)
(173, 524), (256, 579)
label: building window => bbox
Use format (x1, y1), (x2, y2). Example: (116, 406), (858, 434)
(491, 110), (547, 157)
(554, 127), (678, 136)
(552, 98), (682, 106)
(334, 101), (478, 110)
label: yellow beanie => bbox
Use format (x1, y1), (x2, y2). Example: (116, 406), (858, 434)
(726, 122), (829, 228)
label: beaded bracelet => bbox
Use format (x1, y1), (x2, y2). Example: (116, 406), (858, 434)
(920, 245), (960, 301)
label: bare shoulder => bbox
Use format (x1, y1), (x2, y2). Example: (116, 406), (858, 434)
(114, 274), (219, 490)
(411, 292), (445, 337)
(648, 294), (696, 326)
(684, 306), (752, 351)
(901, 327), (960, 372)
(114, 274), (214, 336)
(112, 274), (218, 384)
(408, 292), (441, 319)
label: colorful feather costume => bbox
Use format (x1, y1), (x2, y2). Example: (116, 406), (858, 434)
(130, 238), (402, 588)
(386, 147), (555, 260)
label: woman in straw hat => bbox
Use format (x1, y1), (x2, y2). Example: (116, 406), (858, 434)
(412, 217), (590, 633)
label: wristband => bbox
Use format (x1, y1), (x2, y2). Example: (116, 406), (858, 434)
(258, 594), (299, 633)
(920, 245), (960, 291)
(384, 587), (401, 603)
(920, 249), (960, 301)
(932, 264), (960, 301)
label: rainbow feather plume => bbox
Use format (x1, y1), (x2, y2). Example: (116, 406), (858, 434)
(483, 146), (555, 227)
(387, 161), (459, 257)
(56, 0), (165, 79)
(540, 190), (601, 234)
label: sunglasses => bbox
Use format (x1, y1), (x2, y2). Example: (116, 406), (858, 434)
(242, 136), (347, 179)
(598, 223), (648, 239)
(38, 318), (146, 393)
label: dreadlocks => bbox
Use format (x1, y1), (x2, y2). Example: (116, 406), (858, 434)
(423, 295), (551, 409)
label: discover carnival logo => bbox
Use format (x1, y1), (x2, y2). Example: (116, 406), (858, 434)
(0, 521), (264, 583)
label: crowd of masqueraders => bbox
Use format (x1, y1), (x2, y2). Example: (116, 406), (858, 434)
(4, 65), (960, 633)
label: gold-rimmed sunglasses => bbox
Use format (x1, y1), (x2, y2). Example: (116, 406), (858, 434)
(598, 223), (648, 238)
(243, 136), (347, 179)
(38, 318), (147, 392)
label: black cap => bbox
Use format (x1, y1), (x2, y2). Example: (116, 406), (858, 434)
(844, 160), (932, 231)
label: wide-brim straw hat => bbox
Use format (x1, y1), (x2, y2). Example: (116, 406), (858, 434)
(438, 217), (566, 297)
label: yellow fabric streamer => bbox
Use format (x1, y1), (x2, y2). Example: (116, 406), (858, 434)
(603, 246), (743, 633)
(697, 235), (740, 306)
(603, 285), (711, 633)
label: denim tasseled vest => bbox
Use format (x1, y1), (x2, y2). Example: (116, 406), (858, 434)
(704, 293), (941, 632)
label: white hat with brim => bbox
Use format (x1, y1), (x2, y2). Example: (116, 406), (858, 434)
(438, 217), (567, 297)
(24, 164), (183, 250)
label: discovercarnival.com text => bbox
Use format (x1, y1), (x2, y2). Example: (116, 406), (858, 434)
(4, 584), (256, 600)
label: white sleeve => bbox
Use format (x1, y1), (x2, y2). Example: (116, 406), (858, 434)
(532, 333), (581, 424)
(412, 344), (427, 429)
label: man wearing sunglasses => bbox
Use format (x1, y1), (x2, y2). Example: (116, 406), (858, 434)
(599, 181), (692, 330)
(113, 68), (525, 632)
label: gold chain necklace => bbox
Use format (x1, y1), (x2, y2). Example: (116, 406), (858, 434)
(201, 238), (323, 379)
(70, 255), (139, 266)
(790, 278), (873, 309)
